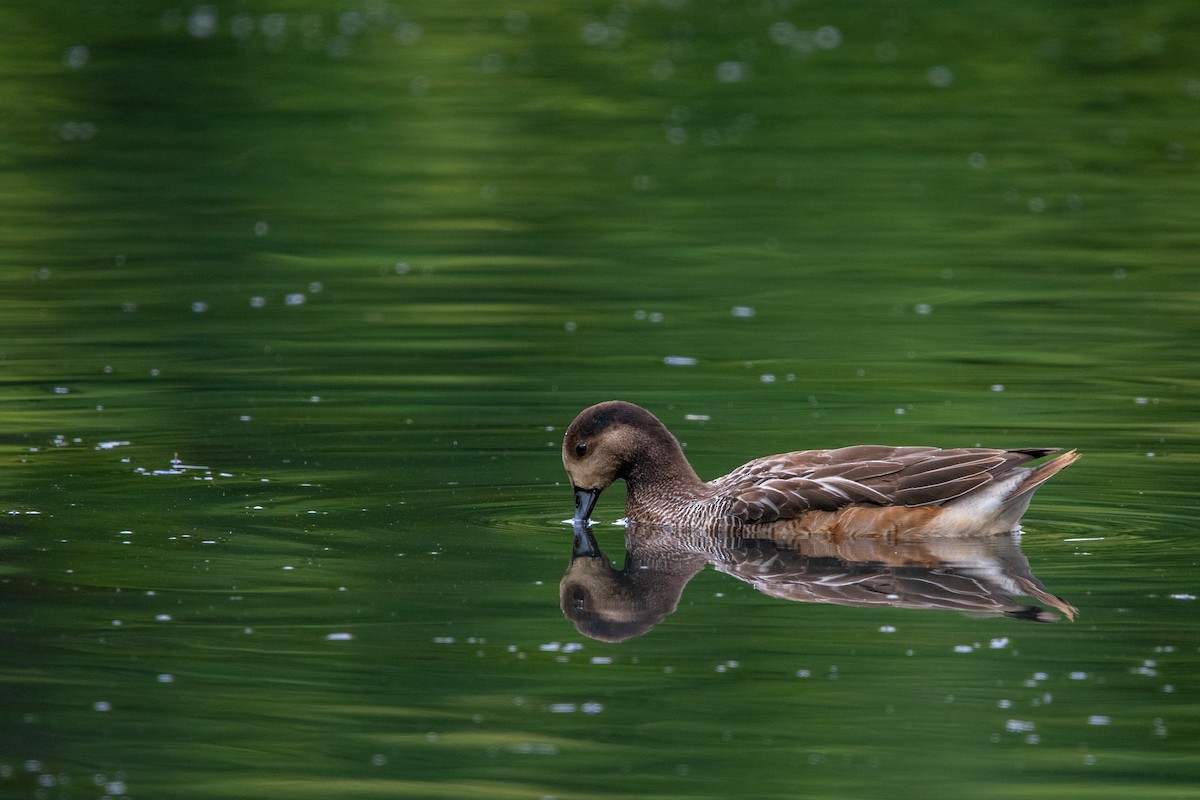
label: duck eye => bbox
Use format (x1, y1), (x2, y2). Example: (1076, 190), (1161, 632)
(574, 442), (588, 457)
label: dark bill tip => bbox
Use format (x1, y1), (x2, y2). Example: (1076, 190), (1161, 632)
(572, 486), (600, 523)
(571, 521), (601, 558)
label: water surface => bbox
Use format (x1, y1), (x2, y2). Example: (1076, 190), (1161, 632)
(2, 2), (1199, 798)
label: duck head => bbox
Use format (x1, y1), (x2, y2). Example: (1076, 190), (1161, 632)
(562, 401), (693, 522)
(562, 401), (644, 522)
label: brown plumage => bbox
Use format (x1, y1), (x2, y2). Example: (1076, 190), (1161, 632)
(562, 401), (1078, 534)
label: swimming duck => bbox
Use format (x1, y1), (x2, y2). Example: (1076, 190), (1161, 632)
(562, 401), (1078, 534)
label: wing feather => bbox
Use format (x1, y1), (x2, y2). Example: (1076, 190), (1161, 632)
(715, 445), (1058, 523)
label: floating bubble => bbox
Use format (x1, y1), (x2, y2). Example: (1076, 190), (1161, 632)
(769, 21), (797, 46)
(189, 5), (218, 39)
(64, 45), (90, 68)
(815, 26), (842, 49)
(716, 61), (748, 83)
(395, 21), (422, 45)
(927, 65), (954, 87)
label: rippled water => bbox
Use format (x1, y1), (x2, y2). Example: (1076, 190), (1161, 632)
(3, 2), (1199, 798)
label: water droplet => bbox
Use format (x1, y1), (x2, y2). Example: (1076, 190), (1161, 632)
(927, 65), (954, 87)
(716, 61), (748, 83)
(188, 5), (218, 39)
(63, 45), (90, 68)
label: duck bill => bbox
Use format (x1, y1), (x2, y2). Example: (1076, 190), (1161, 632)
(570, 521), (601, 558)
(572, 486), (601, 523)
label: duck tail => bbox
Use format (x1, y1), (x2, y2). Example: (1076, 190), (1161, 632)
(989, 449), (1079, 531)
(1012, 449), (1080, 505)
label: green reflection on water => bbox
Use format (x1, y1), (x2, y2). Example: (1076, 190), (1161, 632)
(2, 1), (1200, 798)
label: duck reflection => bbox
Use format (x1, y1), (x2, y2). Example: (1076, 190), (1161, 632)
(562, 521), (1074, 642)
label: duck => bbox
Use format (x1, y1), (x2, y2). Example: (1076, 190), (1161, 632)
(562, 401), (1078, 534)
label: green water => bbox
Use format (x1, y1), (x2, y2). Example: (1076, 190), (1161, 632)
(2, 2), (1199, 798)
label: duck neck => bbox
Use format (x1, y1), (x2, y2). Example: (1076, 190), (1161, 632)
(623, 427), (704, 514)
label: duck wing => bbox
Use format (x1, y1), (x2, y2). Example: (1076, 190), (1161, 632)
(717, 445), (1061, 524)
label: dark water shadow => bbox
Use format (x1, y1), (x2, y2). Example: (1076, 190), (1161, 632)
(561, 521), (1075, 642)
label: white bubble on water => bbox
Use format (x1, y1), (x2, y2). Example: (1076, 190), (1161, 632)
(64, 45), (90, 68)
(927, 65), (954, 87)
(395, 21), (422, 45)
(189, 5), (218, 39)
(716, 61), (748, 83)
(815, 26), (842, 50)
